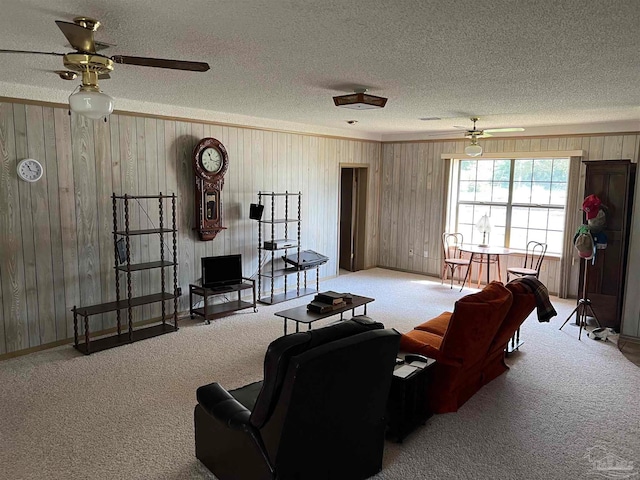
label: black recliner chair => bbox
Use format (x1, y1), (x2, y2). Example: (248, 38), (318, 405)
(194, 317), (400, 480)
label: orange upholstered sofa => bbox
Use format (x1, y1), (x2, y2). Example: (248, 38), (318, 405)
(399, 281), (536, 413)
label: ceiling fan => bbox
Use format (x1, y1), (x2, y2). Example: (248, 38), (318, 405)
(0, 16), (210, 119)
(454, 117), (524, 156)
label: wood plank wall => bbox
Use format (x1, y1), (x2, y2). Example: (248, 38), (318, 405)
(379, 134), (640, 295)
(0, 101), (381, 356)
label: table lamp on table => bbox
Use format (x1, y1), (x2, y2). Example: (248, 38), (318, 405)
(475, 214), (491, 247)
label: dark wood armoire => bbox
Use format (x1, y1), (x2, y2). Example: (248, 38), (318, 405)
(579, 160), (636, 331)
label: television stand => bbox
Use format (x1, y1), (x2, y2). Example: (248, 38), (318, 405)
(189, 278), (257, 324)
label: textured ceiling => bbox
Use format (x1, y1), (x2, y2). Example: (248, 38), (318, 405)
(0, 0), (639, 141)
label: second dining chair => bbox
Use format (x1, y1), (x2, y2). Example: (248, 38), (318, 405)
(442, 232), (472, 289)
(506, 241), (548, 281)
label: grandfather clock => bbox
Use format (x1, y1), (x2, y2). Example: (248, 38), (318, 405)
(192, 137), (229, 240)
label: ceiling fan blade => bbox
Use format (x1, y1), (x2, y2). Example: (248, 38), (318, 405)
(55, 20), (96, 53)
(484, 127), (525, 133)
(111, 55), (210, 71)
(0, 49), (64, 57)
(98, 73), (111, 80)
(94, 41), (115, 52)
(453, 126), (468, 130)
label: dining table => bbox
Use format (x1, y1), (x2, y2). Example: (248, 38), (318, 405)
(458, 245), (515, 292)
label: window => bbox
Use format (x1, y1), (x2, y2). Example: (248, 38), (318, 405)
(452, 158), (569, 255)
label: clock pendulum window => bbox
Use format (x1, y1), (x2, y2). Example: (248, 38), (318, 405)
(192, 137), (229, 240)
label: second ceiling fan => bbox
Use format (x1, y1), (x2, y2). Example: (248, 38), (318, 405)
(455, 118), (525, 156)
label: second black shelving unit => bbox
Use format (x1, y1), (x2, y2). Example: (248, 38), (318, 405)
(257, 191), (320, 305)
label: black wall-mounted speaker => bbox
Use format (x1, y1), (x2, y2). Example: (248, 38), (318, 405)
(249, 203), (264, 220)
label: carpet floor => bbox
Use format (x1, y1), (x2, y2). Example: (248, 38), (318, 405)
(0, 268), (637, 480)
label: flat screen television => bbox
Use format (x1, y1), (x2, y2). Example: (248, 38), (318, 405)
(202, 254), (243, 288)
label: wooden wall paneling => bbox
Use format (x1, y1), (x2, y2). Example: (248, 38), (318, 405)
(241, 128), (253, 285)
(501, 138), (515, 153)
(621, 135), (638, 162)
(25, 105), (56, 345)
(379, 144), (393, 267)
(308, 136), (319, 274)
(135, 117), (152, 320)
(407, 145), (419, 272)
(118, 115), (141, 323)
(420, 143), (432, 275)
(42, 107), (67, 342)
(108, 115), (122, 324)
(515, 138), (532, 152)
(602, 135), (623, 159)
(144, 117), (161, 319)
(546, 137), (560, 151)
(329, 138), (338, 275)
(93, 115), (116, 328)
(399, 144), (411, 271)
(162, 119), (179, 314)
(431, 141), (446, 275)
(154, 119), (168, 311)
(315, 137), (327, 274)
(588, 136), (604, 160)
(367, 142), (379, 268)
(413, 144), (427, 274)
(71, 113), (102, 332)
(558, 137), (569, 151)
(388, 145), (402, 269)
(176, 121), (195, 312)
(53, 108), (79, 339)
(320, 136), (331, 277)
(0, 102), (27, 353)
(13, 104), (41, 346)
(248, 129), (264, 278)
(190, 122), (206, 293)
(530, 138), (542, 152)
(229, 127), (241, 257)
(299, 134), (310, 272)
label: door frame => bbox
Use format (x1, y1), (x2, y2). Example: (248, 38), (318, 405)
(338, 164), (369, 272)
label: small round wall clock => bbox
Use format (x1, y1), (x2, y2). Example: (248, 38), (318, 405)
(17, 158), (44, 182)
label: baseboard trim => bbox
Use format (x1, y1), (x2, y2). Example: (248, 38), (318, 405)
(0, 314), (188, 361)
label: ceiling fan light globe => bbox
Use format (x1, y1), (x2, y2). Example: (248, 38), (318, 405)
(69, 88), (114, 119)
(465, 143), (483, 157)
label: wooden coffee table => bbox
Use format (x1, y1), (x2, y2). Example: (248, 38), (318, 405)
(274, 294), (374, 335)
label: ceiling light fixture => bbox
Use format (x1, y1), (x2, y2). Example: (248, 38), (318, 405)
(333, 88), (387, 110)
(464, 136), (483, 157)
(68, 70), (114, 119)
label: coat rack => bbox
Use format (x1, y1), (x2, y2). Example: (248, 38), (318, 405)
(559, 257), (601, 340)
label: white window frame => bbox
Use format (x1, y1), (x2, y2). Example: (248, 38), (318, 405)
(445, 154), (574, 255)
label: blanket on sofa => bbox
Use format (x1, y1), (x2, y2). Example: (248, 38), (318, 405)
(507, 276), (557, 322)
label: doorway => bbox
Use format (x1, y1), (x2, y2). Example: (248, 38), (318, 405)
(339, 167), (368, 272)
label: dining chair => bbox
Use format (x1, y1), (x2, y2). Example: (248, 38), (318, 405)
(442, 233), (472, 289)
(505, 240), (548, 352)
(506, 241), (548, 281)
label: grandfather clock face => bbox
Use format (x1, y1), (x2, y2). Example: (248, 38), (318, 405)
(192, 138), (229, 240)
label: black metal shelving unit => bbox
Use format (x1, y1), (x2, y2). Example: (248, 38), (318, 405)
(71, 193), (179, 355)
(256, 191), (320, 305)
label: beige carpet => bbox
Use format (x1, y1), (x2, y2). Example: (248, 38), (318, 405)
(1, 268), (638, 480)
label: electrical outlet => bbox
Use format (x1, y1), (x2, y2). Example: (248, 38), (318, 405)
(409, 248), (414, 256)
(424, 251), (429, 258)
